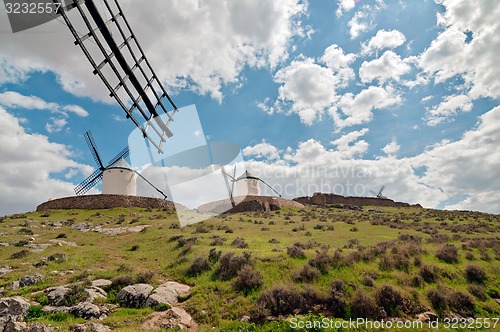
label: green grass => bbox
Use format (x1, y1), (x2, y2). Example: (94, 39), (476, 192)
(0, 206), (499, 331)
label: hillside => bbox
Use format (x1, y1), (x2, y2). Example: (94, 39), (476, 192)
(0, 203), (499, 331)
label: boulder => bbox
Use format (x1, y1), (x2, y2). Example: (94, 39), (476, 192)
(0, 266), (12, 276)
(44, 286), (72, 306)
(145, 281), (190, 308)
(84, 287), (107, 303)
(116, 284), (153, 308)
(3, 320), (27, 332)
(27, 323), (55, 332)
(19, 274), (44, 287)
(69, 302), (101, 319)
(142, 307), (197, 331)
(91, 279), (112, 288)
(0, 297), (30, 321)
(69, 323), (111, 332)
(417, 311), (438, 322)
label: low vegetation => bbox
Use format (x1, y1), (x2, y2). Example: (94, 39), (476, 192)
(0, 205), (498, 331)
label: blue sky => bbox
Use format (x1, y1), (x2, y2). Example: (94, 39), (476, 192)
(0, 0), (499, 215)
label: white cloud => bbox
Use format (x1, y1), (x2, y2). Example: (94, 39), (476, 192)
(336, 0), (356, 17)
(359, 50), (411, 83)
(243, 141), (281, 160)
(274, 57), (339, 125)
(382, 139), (400, 156)
(321, 44), (357, 71)
(348, 11), (370, 39)
(330, 85), (402, 130)
(361, 29), (406, 56)
(45, 117), (68, 133)
(424, 94), (473, 126)
(0, 0), (308, 102)
(331, 128), (370, 158)
(419, 0), (500, 100)
(0, 107), (93, 215)
(0, 91), (88, 117)
(412, 105), (500, 213)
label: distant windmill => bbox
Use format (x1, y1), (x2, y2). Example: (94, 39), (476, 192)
(370, 185), (387, 199)
(74, 131), (167, 199)
(221, 169), (281, 199)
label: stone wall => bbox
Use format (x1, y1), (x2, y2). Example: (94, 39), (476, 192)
(197, 195), (304, 214)
(36, 194), (178, 211)
(294, 193), (422, 208)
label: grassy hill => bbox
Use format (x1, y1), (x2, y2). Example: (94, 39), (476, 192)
(0, 204), (499, 331)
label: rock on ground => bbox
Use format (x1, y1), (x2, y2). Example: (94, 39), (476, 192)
(84, 287), (107, 303)
(0, 296), (30, 321)
(69, 323), (111, 332)
(91, 279), (112, 288)
(145, 281), (190, 307)
(44, 286), (72, 306)
(19, 274), (44, 287)
(142, 307), (197, 331)
(116, 284), (153, 308)
(69, 302), (101, 319)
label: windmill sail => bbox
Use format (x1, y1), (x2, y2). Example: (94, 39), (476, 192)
(74, 130), (130, 195)
(54, 0), (177, 153)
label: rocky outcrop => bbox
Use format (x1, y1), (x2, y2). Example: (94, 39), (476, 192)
(69, 302), (101, 319)
(0, 267), (12, 277)
(116, 284), (153, 308)
(294, 192), (423, 209)
(142, 307), (197, 331)
(69, 323), (110, 332)
(198, 195), (304, 214)
(44, 286), (72, 306)
(19, 274), (44, 288)
(0, 297), (31, 332)
(36, 194), (181, 212)
(145, 281), (191, 307)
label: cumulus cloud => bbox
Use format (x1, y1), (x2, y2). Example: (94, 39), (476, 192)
(0, 0), (308, 102)
(361, 29), (406, 56)
(243, 141), (281, 160)
(0, 91), (89, 117)
(413, 105), (500, 213)
(274, 57), (339, 125)
(331, 128), (370, 158)
(330, 85), (402, 130)
(424, 94), (473, 126)
(0, 107), (93, 215)
(419, 0), (500, 100)
(382, 139), (400, 156)
(359, 51), (411, 83)
(336, 0), (356, 17)
(348, 10), (370, 39)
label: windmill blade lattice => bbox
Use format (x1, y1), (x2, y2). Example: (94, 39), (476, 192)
(74, 168), (104, 195)
(55, 0), (178, 153)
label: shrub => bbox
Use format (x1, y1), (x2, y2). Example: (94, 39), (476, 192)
(292, 264), (321, 283)
(308, 249), (331, 274)
(13, 240), (29, 247)
(187, 257), (211, 276)
(231, 237), (249, 249)
(328, 281), (347, 318)
(234, 265), (263, 294)
(350, 290), (381, 320)
(448, 291), (475, 316)
(26, 306), (44, 320)
(208, 248), (222, 264)
(468, 284), (486, 301)
(215, 252), (251, 280)
(465, 264), (487, 284)
(34, 293), (49, 306)
(287, 245), (305, 259)
(257, 285), (305, 316)
(18, 228), (34, 235)
(153, 303), (171, 311)
(376, 285), (403, 317)
(420, 265), (440, 283)
(128, 245), (139, 251)
(427, 288), (448, 314)
(55, 233), (67, 239)
(193, 225), (211, 234)
(436, 244), (459, 263)
(110, 275), (134, 290)
(47, 253), (66, 263)
(10, 249), (29, 259)
(136, 271), (155, 284)
(61, 285), (87, 306)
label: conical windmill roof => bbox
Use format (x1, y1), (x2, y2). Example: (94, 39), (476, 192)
(236, 170), (260, 181)
(107, 157), (133, 171)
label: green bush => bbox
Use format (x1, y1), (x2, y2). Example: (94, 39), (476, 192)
(465, 264), (488, 284)
(35, 292), (49, 306)
(436, 244), (459, 263)
(234, 266), (263, 294)
(26, 306), (44, 320)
